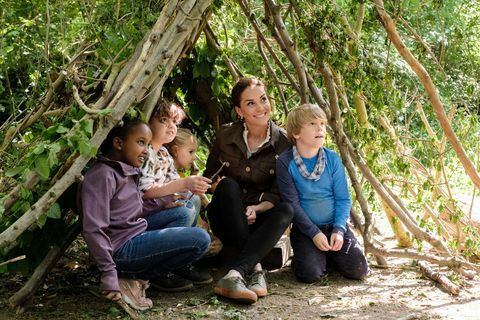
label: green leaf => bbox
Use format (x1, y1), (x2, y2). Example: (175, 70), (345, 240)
(47, 143), (61, 167)
(56, 125), (68, 134)
(32, 144), (45, 155)
(36, 213), (47, 228)
(35, 156), (50, 179)
(5, 166), (26, 177)
(46, 203), (61, 219)
(80, 118), (94, 135)
(78, 139), (95, 156)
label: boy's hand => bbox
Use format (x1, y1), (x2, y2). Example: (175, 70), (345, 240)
(313, 232), (331, 251)
(185, 176), (212, 194)
(330, 232), (344, 251)
(103, 291), (122, 301)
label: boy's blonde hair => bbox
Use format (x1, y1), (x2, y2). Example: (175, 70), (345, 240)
(286, 104), (327, 143)
(165, 128), (197, 156)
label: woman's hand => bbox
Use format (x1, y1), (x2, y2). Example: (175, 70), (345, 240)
(329, 232), (344, 251)
(184, 176), (212, 194)
(245, 206), (257, 225)
(103, 291), (122, 301)
(313, 232), (331, 251)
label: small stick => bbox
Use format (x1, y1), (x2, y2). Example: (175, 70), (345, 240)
(116, 299), (140, 320)
(0, 255), (26, 267)
(418, 261), (460, 295)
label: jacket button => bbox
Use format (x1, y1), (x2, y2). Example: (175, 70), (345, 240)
(269, 169), (274, 174)
(224, 161), (230, 167)
(243, 189), (248, 194)
(275, 154), (279, 159)
(245, 166), (251, 172)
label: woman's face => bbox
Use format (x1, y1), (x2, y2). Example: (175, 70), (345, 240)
(235, 85), (271, 127)
(173, 137), (198, 170)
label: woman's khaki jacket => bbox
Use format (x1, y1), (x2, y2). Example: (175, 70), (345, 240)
(204, 120), (291, 206)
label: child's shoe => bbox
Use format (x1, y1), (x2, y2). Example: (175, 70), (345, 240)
(118, 278), (153, 311)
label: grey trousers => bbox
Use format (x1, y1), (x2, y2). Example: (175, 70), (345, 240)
(291, 225), (369, 283)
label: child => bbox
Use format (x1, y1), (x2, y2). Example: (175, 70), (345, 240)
(276, 104), (369, 283)
(166, 128), (223, 257)
(81, 119), (210, 310)
(166, 128), (199, 174)
(139, 101), (213, 290)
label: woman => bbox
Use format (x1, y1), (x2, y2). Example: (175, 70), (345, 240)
(204, 78), (294, 304)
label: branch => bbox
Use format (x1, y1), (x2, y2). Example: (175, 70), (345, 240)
(0, 71), (67, 152)
(0, 255), (26, 267)
(418, 261), (460, 295)
(373, 0), (480, 190)
(236, 0), (301, 94)
(72, 85), (104, 114)
(257, 37), (289, 115)
(264, 0), (309, 103)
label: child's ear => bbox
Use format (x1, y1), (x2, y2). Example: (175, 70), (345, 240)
(112, 137), (123, 151)
(170, 145), (178, 157)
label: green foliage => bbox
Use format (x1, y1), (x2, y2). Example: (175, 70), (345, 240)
(2, 0), (480, 277)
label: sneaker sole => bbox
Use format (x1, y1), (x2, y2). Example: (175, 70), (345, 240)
(122, 294), (152, 311)
(213, 287), (257, 304)
(150, 282), (194, 292)
(249, 287), (268, 298)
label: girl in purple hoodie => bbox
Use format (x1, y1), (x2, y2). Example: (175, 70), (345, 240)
(81, 119), (210, 310)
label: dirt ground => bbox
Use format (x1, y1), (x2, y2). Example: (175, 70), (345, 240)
(0, 245), (479, 320)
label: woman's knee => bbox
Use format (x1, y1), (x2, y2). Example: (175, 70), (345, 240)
(215, 178), (241, 197)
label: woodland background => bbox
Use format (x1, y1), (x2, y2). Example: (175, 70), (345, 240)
(1, 0), (480, 317)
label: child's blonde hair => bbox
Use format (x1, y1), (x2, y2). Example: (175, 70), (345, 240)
(286, 104), (327, 144)
(166, 128), (198, 156)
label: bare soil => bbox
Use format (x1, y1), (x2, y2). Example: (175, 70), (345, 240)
(0, 247), (479, 320)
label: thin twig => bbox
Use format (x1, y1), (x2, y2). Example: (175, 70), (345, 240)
(0, 255), (26, 267)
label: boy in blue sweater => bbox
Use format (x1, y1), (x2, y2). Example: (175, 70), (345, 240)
(276, 104), (369, 283)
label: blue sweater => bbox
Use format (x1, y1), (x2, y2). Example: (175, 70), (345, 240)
(276, 147), (350, 239)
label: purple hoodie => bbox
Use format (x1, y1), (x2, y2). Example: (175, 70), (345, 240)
(81, 156), (147, 292)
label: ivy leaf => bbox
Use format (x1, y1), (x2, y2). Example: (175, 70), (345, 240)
(97, 108), (113, 116)
(48, 143), (61, 167)
(78, 139), (96, 156)
(32, 144), (45, 155)
(80, 118), (94, 136)
(46, 203), (61, 219)
(35, 156), (50, 179)
(5, 166), (26, 177)
(36, 213), (47, 228)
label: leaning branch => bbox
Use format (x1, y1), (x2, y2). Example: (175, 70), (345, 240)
(373, 0), (480, 190)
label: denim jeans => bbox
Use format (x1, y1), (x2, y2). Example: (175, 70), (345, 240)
(145, 195), (200, 229)
(113, 225), (210, 280)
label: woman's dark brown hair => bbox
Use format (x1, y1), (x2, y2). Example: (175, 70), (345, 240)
(230, 78), (265, 108)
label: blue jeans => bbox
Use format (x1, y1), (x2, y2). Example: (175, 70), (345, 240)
(146, 196), (200, 229)
(113, 208), (210, 279)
